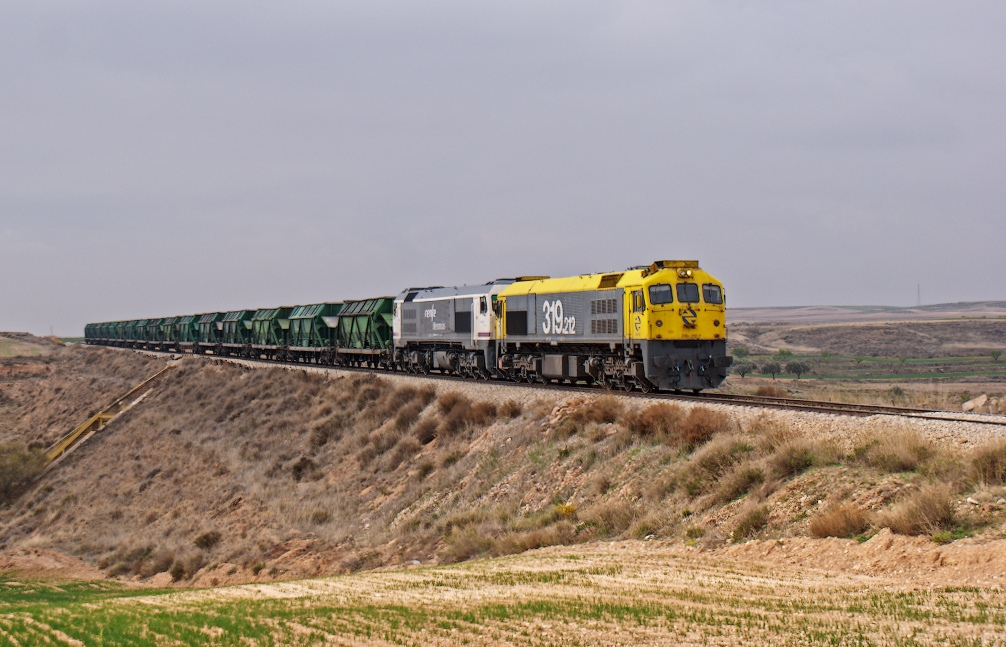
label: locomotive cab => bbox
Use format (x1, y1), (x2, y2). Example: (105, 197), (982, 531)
(628, 261), (731, 391)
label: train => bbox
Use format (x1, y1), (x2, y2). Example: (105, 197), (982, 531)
(84, 260), (732, 392)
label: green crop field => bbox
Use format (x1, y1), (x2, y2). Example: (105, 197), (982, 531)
(3, 546), (1006, 646)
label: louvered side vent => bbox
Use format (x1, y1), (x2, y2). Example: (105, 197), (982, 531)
(590, 299), (618, 314)
(591, 319), (618, 334)
(403, 323), (417, 334)
(403, 309), (417, 320)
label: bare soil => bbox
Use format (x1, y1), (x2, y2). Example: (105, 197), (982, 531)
(729, 319), (1006, 358)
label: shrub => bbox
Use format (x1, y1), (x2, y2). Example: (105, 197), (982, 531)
(747, 414), (797, 451)
(290, 456), (318, 481)
(875, 483), (956, 536)
(443, 526), (493, 562)
(624, 403), (685, 439)
(194, 531), (222, 550)
(499, 400), (523, 418)
(492, 521), (576, 556)
(412, 418), (438, 445)
(855, 429), (931, 473)
(733, 505), (769, 542)
(579, 501), (636, 536)
(169, 560), (186, 582)
(415, 460), (435, 479)
(437, 392), (470, 416)
(0, 442), (46, 498)
(679, 407), (730, 448)
(809, 503), (870, 538)
(714, 464), (764, 503)
(310, 509), (331, 524)
(570, 396), (624, 424)
(754, 386), (787, 397)
(969, 439), (1006, 486)
(769, 439), (840, 479)
(385, 437), (422, 470)
(468, 401), (498, 425)
(394, 401), (425, 430)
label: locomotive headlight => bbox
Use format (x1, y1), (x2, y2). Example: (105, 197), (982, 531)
(678, 269), (693, 278)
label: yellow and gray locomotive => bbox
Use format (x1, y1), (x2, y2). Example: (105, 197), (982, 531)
(495, 260), (730, 391)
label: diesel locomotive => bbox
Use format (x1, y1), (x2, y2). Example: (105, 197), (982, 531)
(85, 260), (732, 392)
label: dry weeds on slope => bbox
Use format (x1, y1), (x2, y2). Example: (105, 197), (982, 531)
(3, 348), (1006, 589)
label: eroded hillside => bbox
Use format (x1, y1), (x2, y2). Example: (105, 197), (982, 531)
(3, 345), (1006, 589)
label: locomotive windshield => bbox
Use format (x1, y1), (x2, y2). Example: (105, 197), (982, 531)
(703, 284), (723, 304)
(648, 284), (673, 305)
(676, 283), (700, 303)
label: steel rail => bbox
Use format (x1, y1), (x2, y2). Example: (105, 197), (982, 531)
(103, 346), (1006, 428)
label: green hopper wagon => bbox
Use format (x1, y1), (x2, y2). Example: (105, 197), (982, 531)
(336, 297), (394, 367)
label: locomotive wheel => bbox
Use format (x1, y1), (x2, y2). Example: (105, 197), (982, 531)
(622, 379), (634, 392)
(639, 378), (654, 394)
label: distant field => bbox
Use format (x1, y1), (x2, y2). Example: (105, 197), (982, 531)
(3, 544), (1005, 646)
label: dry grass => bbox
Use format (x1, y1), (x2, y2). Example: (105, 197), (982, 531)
(578, 501), (638, 536)
(733, 504), (769, 541)
(569, 396), (624, 424)
(0, 442), (46, 497)
(769, 438), (842, 478)
(969, 439), (1006, 486)
(809, 503), (870, 538)
(754, 385), (788, 397)
(874, 483), (956, 536)
(623, 404), (730, 449)
(854, 426), (933, 473)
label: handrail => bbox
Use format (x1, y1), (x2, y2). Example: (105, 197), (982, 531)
(44, 364), (174, 465)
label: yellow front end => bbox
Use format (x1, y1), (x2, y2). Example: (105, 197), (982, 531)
(624, 260), (727, 344)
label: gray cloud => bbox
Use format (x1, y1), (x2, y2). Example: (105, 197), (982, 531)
(2, 1), (1004, 334)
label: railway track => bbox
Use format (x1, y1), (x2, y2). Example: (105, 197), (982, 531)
(114, 347), (1006, 428)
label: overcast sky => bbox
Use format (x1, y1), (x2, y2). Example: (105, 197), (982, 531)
(2, 2), (1004, 335)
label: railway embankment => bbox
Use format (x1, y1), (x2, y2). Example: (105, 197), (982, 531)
(3, 342), (1006, 588)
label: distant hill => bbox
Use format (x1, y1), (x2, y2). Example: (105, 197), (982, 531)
(728, 301), (1006, 324)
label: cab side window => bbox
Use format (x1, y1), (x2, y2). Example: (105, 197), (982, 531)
(632, 290), (645, 312)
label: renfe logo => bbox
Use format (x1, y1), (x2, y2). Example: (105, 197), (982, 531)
(425, 305), (446, 331)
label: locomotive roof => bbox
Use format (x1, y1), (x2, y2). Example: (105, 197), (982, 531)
(394, 279), (515, 301)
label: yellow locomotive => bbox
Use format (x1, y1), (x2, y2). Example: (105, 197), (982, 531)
(495, 260), (730, 391)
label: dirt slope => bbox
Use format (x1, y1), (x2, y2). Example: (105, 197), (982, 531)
(3, 345), (1006, 590)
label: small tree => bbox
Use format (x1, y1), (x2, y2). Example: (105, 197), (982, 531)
(993, 350), (1002, 363)
(761, 362), (781, 380)
(853, 355), (865, 365)
(733, 346), (750, 359)
(733, 361), (755, 378)
(777, 349), (793, 358)
(786, 361), (810, 379)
